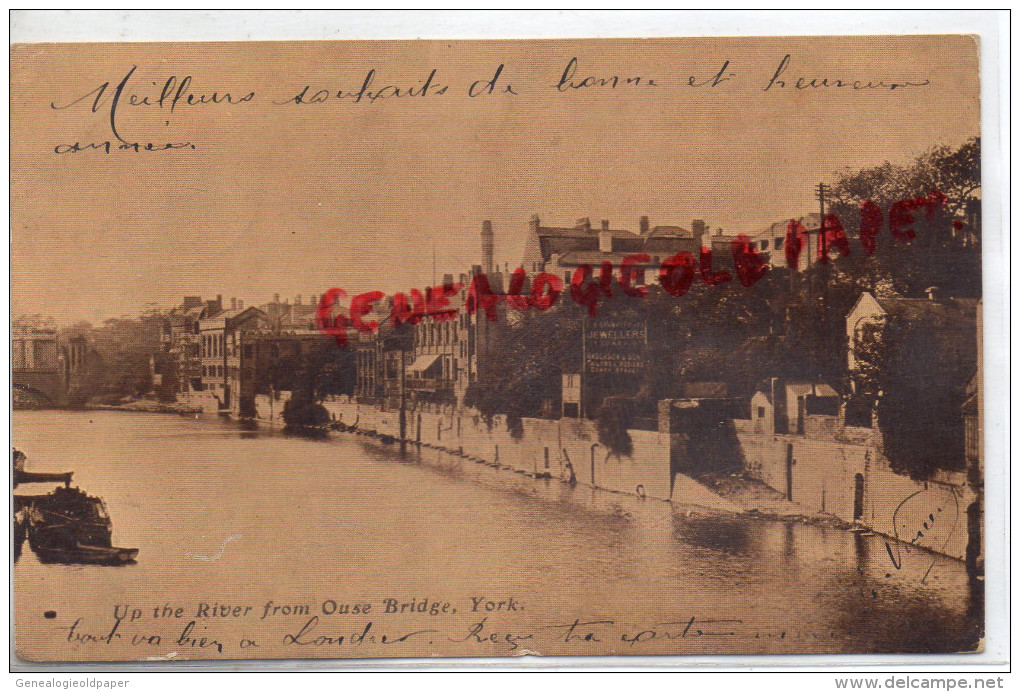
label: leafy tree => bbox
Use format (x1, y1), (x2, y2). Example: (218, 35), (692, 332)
(596, 396), (634, 457)
(850, 317), (973, 479)
(464, 300), (582, 423)
(827, 137), (981, 298)
(281, 352), (331, 431)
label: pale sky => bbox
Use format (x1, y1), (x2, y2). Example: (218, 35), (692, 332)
(11, 36), (979, 325)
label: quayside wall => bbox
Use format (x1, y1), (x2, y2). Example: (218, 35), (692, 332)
(734, 419), (973, 561)
(253, 394), (737, 512)
(249, 393), (972, 561)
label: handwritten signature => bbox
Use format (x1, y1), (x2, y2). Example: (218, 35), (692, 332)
(885, 486), (960, 583)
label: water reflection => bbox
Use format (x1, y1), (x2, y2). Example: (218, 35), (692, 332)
(12, 411), (982, 656)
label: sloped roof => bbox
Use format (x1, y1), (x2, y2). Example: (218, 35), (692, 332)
(876, 297), (978, 328)
(556, 250), (661, 267)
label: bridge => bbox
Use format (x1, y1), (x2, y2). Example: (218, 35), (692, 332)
(13, 326), (66, 407)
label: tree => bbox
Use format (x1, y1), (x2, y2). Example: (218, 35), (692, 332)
(281, 350), (332, 431)
(827, 137), (981, 298)
(464, 300), (582, 426)
(850, 317), (973, 480)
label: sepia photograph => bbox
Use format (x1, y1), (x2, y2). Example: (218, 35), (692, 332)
(8, 13), (1006, 673)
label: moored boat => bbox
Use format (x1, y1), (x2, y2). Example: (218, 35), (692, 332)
(13, 449), (138, 565)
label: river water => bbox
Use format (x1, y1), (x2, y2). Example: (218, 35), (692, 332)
(13, 410), (982, 662)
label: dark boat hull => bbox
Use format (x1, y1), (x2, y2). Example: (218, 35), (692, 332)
(33, 544), (138, 565)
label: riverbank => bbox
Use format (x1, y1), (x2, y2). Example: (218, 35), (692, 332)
(693, 471), (855, 530)
(290, 415), (856, 527)
(61, 402), (961, 561)
(85, 400), (203, 415)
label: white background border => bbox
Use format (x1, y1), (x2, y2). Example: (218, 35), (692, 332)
(6, 8), (1010, 679)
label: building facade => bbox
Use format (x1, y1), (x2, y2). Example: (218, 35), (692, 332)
(198, 306), (268, 414)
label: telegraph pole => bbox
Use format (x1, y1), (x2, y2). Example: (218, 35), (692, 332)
(399, 345), (407, 455)
(816, 182), (830, 261)
(816, 181), (831, 318)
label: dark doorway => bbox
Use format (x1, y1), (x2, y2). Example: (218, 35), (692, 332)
(853, 473), (865, 521)
(785, 443), (794, 501)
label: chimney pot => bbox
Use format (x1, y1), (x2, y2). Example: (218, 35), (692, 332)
(601, 219), (609, 232)
(231, 298), (237, 310)
(640, 216), (650, 235)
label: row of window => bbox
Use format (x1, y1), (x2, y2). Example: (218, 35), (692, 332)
(202, 365), (255, 380)
(416, 311), (475, 348)
(202, 333), (225, 358)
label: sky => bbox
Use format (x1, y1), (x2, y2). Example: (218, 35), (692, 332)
(11, 35), (980, 325)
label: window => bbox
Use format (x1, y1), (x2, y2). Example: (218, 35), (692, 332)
(757, 406), (766, 418)
(775, 238), (784, 250)
(762, 239), (769, 251)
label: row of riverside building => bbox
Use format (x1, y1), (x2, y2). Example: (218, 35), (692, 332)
(151, 212), (979, 434)
(145, 214), (981, 569)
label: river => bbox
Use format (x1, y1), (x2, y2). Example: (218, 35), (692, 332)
(13, 410), (982, 662)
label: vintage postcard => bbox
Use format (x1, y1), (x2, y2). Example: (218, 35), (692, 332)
(11, 34), (987, 663)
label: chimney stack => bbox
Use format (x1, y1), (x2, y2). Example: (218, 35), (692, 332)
(237, 299), (244, 309)
(481, 220), (494, 275)
(599, 220), (613, 253)
(295, 294), (302, 305)
(231, 297), (237, 310)
(273, 293), (280, 303)
(442, 273), (454, 288)
(691, 220), (706, 248)
(640, 216), (650, 235)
